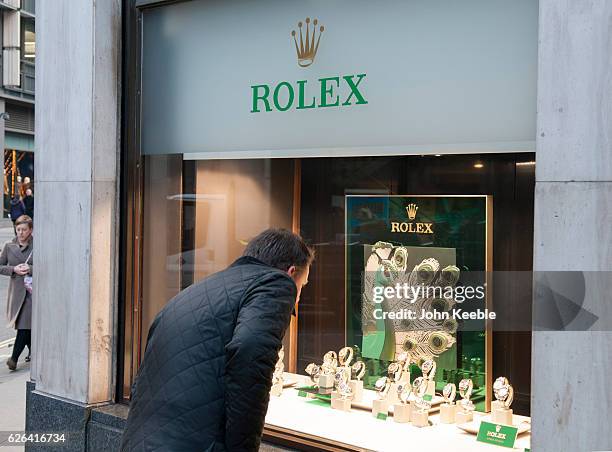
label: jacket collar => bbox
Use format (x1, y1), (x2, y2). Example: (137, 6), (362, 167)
(230, 255), (271, 268)
(12, 236), (33, 250)
(231, 255), (298, 316)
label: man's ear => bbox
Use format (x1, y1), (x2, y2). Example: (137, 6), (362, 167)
(286, 265), (297, 278)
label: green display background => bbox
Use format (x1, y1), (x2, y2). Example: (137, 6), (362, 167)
(346, 195), (489, 411)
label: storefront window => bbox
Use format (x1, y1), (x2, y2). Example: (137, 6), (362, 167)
(125, 0), (537, 447)
(129, 152), (534, 414)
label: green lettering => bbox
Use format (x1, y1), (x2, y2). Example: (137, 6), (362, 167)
(319, 76), (340, 107)
(296, 80), (316, 109)
(273, 81), (295, 111)
(342, 74), (368, 105)
(251, 84), (272, 113)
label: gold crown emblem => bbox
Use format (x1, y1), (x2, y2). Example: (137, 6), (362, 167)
(495, 425), (501, 433)
(291, 18), (324, 68)
(406, 204), (418, 220)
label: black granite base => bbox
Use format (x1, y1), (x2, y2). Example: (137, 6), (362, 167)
(25, 381), (90, 451)
(87, 404), (128, 451)
(25, 382), (296, 451)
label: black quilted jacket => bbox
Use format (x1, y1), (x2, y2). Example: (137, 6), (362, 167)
(121, 256), (297, 452)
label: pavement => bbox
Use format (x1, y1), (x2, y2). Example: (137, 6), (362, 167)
(0, 218), (28, 452)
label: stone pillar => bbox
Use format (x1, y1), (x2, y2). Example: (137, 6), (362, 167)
(30, 0), (120, 407)
(533, 1), (612, 451)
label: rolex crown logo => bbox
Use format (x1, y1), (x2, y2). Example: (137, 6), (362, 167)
(406, 204), (418, 220)
(291, 17), (324, 68)
(495, 425), (501, 433)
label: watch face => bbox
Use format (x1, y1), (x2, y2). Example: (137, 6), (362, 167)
(323, 351), (337, 363)
(388, 362), (401, 380)
(412, 377), (425, 395)
(493, 377), (510, 399)
(443, 383), (455, 401)
(496, 386), (509, 398)
(493, 376), (507, 389)
(306, 363), (320, 377)
(459, 378), (472, 398)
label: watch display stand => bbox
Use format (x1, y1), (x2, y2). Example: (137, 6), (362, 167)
(331, 397), (352, 412)
(426, 380), (436, 399)
(371, 399), (389, 418)
(491, 407), (513, 426)
(411, 409), (429, 427)
(349, 380), (364, 402)
(318, 374), (334, 393)
(455, 409), (473, 424)
(387, 383), (400, 405)
(439, 403), (457, 423)
(393, 403), (412, 423)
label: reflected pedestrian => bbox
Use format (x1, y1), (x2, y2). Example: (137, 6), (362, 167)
(1, 215), (33, 370)
(24, 189), (34, 219)
(9, 195), (26, 234)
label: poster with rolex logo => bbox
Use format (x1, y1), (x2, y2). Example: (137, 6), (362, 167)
(346, 195), (492, 411)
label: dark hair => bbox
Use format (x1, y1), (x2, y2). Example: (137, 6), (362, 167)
(15, 215), (33, 229)
(243, 228), (314, 272)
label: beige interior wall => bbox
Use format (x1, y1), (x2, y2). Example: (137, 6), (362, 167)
(193, 159), (295, 354)
(139, 157), (295, 358)
(141, 154), (183, 355)
(193, 159), (294, 282)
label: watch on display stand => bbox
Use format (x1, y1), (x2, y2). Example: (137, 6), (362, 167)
(396, 352), (412, 383)
(318, 351), (337, 393)
(385, 361), (405, 405)
(304, 362), (322, 399)
(393, 381), (413, 423)
(330, 365), (353, 412)
(371, 376), (391, 418)
(349, 360), (366, 402)
(410, 376), (431, 427)
(439, 382), (457, 424)
(331, 347), (354, 401)
(456, 378), (475, 424)
(420, 359), (437, 399)
(491, 376), (514, 426)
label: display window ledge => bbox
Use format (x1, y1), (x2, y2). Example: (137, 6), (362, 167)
(263, 373), (531, 452)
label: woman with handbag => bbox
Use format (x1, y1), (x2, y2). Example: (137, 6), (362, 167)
(1, 215), (33, 370)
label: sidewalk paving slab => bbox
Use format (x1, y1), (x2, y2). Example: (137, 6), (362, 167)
(0, 346), (29, 452)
